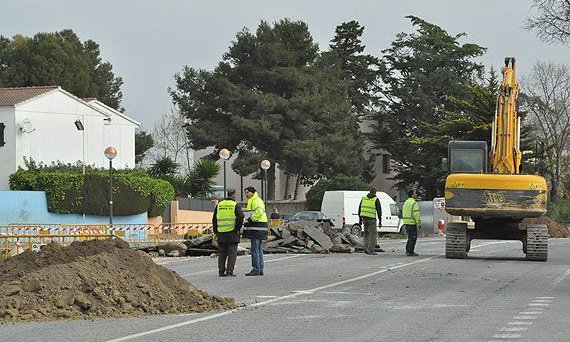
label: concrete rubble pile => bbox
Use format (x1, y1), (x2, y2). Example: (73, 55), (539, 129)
(158, 220), (366, 256)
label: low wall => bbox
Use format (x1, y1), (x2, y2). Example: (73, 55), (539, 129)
(0, 191), (147, 225)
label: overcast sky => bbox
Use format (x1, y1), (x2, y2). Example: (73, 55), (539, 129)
(1, 0), (568, 130)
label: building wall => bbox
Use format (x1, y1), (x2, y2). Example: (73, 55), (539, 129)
(0, 107), (16, 189)
(0, 191), (146, 225)
(0, 90), (137, 190)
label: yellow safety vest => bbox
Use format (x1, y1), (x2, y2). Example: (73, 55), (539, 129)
(246, 192), (268, 223)
(402, 197), (420, 225)
(216, 200), (237, 232)
(360, 196), (377, 219)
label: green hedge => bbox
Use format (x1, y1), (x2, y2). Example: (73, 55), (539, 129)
(9, 169), (174, 217)
(547, 199), (570, 224)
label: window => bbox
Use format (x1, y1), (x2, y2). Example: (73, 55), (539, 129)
(0, 123), (4, 147)
(382, 154), (390, 174)
(450, 149), (485, 173)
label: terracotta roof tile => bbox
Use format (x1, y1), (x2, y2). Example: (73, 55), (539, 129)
(0, 86), (59, 106)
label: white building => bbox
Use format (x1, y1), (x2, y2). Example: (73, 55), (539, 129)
(0, 86), (140, 190)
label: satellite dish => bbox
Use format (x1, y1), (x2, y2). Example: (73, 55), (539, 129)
(20, 118), (35, 133)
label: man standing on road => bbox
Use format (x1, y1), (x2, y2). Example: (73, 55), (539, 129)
(402, 189), (421, 256)
(212, 188), (244, 277)
(242, 186), (268, 276)
(358, 187), (382, 255)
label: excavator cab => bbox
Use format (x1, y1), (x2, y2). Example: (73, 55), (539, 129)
(448, 141), (488, 174)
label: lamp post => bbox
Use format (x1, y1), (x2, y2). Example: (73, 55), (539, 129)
(75, 119), (86, 223)
(260, 159), (271, 201)
(104, 146), (117, 227)
(219, 148), (230, 197)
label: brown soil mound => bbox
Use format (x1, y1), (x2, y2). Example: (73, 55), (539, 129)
(522, 217), (570, 238)
(0, 239), (235, 322)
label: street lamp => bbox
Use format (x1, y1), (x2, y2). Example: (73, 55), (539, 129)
(219, 148), (230, 198)
(260, 159), (271, 201)
(104, 146), (117, 228)
(75, 119), (86, 223)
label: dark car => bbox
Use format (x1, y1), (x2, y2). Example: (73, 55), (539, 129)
(280, 213), (294, 223)
(289, 211), (334, 226)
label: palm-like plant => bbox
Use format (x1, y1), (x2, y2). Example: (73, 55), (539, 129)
(187, 158), (220, 198)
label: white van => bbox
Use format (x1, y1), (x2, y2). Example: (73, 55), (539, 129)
(320, 191), (404, 235)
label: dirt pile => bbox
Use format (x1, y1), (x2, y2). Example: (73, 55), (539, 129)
(0, 239), (235, 322)
(522, 217), (570, 238)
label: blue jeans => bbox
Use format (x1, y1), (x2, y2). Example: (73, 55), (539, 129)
(250, 238), (264, 273)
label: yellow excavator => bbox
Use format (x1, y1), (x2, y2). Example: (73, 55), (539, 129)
(444, 57), (548, 261)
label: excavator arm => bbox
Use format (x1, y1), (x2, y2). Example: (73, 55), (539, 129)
(490, 57), (522, 174)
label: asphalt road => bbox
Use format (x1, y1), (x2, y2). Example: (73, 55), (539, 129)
(3, 236), (570, 342)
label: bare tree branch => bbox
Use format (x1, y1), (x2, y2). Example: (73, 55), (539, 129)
(521, 60), (570, 201)
(526, 0), (570, 43)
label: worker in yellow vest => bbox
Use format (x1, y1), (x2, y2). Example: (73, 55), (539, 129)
(242, 186), (268, 276)
(212, 188), (244, 277)
(402, 189), (421, 256)
(358, 187), (383, 255)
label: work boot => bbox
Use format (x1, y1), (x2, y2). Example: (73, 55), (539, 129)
(219, 272), (228, 277)
(226, 272), (237, 277)
(406, 252), (419, 256)
(245, 270), (260, 276)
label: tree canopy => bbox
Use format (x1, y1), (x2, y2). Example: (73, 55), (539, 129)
(369, 16), (487, 198)
(170, 19), (373, 199)
(0, 29), (123, 110)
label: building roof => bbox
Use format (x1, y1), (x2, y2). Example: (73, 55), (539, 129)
(0, 86), (59, 106)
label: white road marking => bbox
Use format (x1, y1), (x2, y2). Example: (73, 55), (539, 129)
(104, 256), (437, 342)
(519, 311), (542, 315)
(528, 303), (549, 307)
(549, 268), (570, 290)
(535, 296), (554, 299)
(508, 322), (533, 325)
(493, 333), (522, 338)
(500, 327), (528, 332)
(321, 291), (373, 295)
(512, 316), (537, 320)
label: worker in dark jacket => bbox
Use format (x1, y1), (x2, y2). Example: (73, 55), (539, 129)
(212, 188), (244, 277)
(358, 187), (383, 255)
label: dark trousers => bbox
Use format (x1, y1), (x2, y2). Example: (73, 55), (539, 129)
(362, 217), (377, 253)
(218, 243), (238, 275)
(405, 224), (417, 254)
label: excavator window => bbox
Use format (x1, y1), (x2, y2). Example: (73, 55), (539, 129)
(448, 140), (488, 174)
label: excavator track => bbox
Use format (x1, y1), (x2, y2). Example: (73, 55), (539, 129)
(526, 224), (548, 261)
(445, 223), (468, 259)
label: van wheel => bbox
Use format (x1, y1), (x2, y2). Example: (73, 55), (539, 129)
(351, 224), (362, 236)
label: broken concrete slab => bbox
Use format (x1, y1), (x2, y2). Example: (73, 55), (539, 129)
(303, 226), (333, 250)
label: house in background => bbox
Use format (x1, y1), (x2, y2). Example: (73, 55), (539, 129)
(0, 86), (140, 190)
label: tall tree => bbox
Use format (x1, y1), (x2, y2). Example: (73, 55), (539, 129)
(520, 61), (570, 202)
(327, 20), (383, 113)
(370, 16), (486, 198)
(0, 29), (123, 109)
(526, 0), (570, 44)
(170, 19), (364, 199)
(323, 21), (383, 183)
(135, 130), (154, 166)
